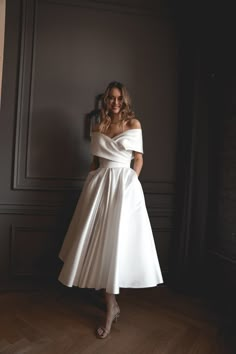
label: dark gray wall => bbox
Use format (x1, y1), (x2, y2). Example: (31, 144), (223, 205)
(168, 2), (236, 297)
(0, 0), (177, 289)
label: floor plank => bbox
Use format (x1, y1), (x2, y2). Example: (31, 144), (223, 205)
(0, 286), (233, 354)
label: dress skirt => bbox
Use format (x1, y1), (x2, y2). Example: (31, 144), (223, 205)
(58, 158), (163, 294)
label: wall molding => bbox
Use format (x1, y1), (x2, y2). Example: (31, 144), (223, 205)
(209, 249), (236, 265)
(0, 203), (60, 215)
(40, 0), (162, 17)
(1, 180), (175, 215)
(13, 0), (172, 191)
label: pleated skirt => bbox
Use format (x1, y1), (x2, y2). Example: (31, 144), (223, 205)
(58, 162), (163, 294)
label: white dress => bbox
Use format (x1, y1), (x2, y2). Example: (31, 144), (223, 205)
(58, 129), (163, 294)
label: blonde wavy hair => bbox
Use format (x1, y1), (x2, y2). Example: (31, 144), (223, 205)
(99, 81), (135, 133)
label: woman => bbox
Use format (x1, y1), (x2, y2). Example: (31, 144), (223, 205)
(58, 81), (163, 339)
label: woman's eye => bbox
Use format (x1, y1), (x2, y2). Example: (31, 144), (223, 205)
(108, 96), (122, 101)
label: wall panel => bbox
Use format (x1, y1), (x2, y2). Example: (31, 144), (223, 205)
(0, 0), (177, 289)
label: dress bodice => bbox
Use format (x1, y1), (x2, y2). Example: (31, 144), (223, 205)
(91, 129), (143, 164)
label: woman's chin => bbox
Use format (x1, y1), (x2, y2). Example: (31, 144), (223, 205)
(111, 109), (121, 115)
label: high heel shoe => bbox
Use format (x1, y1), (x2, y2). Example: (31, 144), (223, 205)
(96, 310), (120, 339)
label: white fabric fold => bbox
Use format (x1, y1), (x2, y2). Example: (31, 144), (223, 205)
(58, 128), (163, 294)
(91, 129), (143, 164)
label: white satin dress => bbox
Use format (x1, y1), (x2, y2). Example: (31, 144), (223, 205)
(58, 129), (163, 294)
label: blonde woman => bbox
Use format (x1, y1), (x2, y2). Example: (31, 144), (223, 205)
(58, 81), (163, 339)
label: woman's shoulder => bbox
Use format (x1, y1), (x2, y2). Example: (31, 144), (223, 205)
(127, 118), (142, 129)
(91, 123), (100, 133)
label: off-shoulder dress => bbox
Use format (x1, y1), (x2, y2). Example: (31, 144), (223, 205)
(58, 129), (163, 294)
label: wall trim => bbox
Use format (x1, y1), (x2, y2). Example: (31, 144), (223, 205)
(40, 0), (162, 17)
(0, 203), (60, 215)
(208, 250), (236, 265)
(13, 0), (172, 191)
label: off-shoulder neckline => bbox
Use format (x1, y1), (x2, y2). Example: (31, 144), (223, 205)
(92, 128), (142, 140)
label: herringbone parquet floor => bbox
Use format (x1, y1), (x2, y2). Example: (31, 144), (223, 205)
(0, 286), (234, 354)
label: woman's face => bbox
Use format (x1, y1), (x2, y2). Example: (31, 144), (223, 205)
(107, 88), (123, 115)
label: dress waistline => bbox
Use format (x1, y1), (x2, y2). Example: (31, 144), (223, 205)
(99, 157), (130, 168)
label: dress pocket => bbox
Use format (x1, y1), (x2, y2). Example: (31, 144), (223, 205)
(87, 169), (99, 179)
(130, 169), (138, 178)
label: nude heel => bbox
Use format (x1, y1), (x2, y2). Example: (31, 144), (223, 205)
(96, 311), (120, 339)
(113, 311), (120, 323)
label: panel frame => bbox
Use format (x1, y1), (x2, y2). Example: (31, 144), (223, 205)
(13, 0), (176, 191)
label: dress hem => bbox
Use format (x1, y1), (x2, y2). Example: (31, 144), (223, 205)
(58, 278), (164, 295)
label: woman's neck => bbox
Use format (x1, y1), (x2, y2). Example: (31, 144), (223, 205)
(110, 113), (121, 123)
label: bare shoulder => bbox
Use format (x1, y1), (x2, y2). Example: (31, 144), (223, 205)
(92, 123), (100, 132)
(129, 118), (142, 129)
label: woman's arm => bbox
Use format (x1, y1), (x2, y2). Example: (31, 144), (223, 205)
(90, 155), (99, 171)
(129, 118), (143, 177)
(133, 152), (143, 177)
(90, 122), (100, 171)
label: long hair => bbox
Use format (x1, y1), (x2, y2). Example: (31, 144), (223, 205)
(99, 81), (135, 133)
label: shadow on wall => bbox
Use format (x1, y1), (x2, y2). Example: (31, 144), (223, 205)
(28, 108), (93, 179)
(54, 95), (104, 264)
(29, 93), (104, 180)
(84, 93), (103, 138)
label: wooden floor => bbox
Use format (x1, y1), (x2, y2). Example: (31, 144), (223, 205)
(0, 286), (234, 354)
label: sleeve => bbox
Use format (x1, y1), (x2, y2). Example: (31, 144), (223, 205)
(120, 129), (143, 154)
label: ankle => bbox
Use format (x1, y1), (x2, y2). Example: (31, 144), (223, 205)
(107, 302), (116, 309)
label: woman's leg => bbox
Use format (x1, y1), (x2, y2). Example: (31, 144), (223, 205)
(105, 291), (118, 309)
(96, 291), (120, 338)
